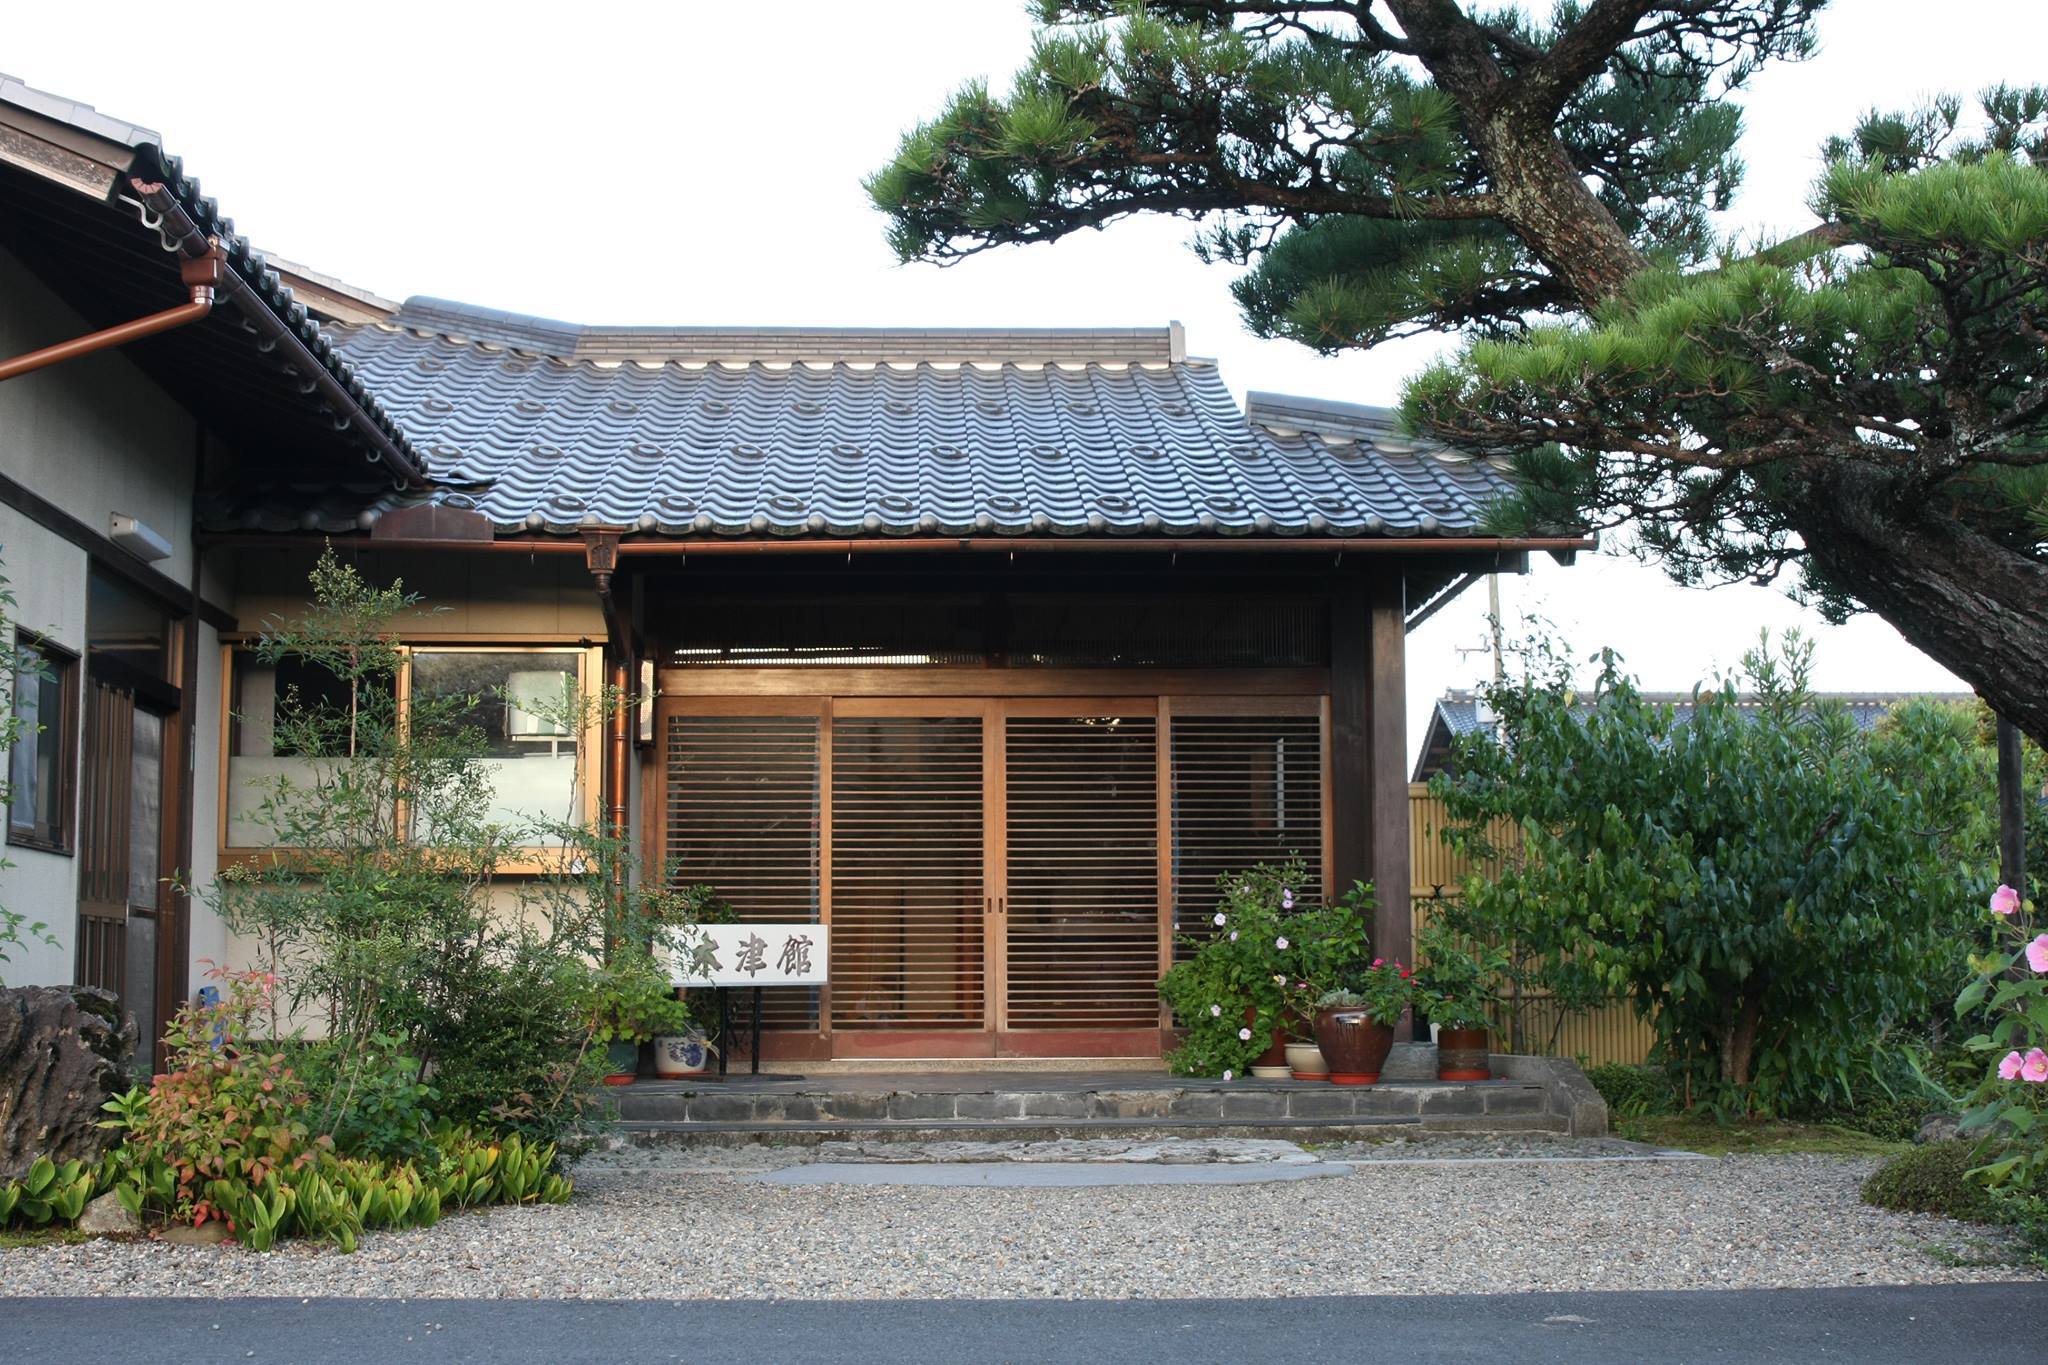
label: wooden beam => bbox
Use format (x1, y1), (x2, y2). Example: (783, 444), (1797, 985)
(1366, 573), (1412, 975)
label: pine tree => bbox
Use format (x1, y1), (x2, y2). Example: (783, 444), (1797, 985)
(870, 4), (2048, 745)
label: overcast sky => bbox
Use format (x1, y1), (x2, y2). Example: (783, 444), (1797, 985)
(8, 1), (2040, 754)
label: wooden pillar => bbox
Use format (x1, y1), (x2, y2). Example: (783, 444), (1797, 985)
(1329, 575), (1370, 906)
(1366, 574), (1411, 972)
(1999, 715), (2026, 900)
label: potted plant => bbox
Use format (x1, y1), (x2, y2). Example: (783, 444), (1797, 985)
(1314, 958), (1412, 1085)
(1158, 861), (1315, 1079)
(652, 987), (720, 1078)
(1415, 922), (1509, 1081)
(1281, 880), (1375, 1081)
(590, 952), (691, 1085)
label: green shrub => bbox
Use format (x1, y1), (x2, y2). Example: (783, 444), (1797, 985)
(294, 1033), (439, 1165)
(1586, 1063), (1676, 1118)
(1861, 1143), (1997, 1223)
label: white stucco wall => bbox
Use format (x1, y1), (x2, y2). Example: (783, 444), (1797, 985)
(0, 240), (204, 989)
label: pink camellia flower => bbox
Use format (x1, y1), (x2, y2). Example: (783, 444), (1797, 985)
(1275, 936), (1290, 951)
(1238, 1027), (1253, 1041)
(2026, 1049), (2048, 1084)
(1372, 958), (1384, 968)
(1993, 884), (2022, 916)
(2028, 934), (2048, 974)
(2001, 1051), (2026, 1080)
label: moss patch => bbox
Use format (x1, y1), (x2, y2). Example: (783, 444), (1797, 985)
(1861, 1143), (1999, 1223)
(1618, 1113), (1911, 1158)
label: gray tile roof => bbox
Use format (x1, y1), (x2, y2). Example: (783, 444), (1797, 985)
(200, 299), (1514, 541)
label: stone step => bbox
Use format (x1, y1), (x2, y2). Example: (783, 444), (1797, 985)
(616, 1111), (1567, 1148)
(613, 1078), (1553, 1128)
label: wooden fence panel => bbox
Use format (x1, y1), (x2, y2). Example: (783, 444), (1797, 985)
(1408, 784), (1656, 1067)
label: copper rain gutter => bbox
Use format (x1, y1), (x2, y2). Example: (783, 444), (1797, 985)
(127, 179), (427, 488)
(200, 534), (1595, 556)
(0, 246), (225, 383)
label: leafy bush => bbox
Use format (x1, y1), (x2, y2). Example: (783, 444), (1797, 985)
(1433, 634), (1981, 1114)
(294, 1033), (438, 1165)
(1861, 1143), (1997, 1223)
(0, 1156), (96, 1228)
(1586, 1063), (1677, 1119)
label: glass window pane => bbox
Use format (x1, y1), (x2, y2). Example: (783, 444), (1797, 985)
(126, 710), (163, 909)
(226, 650), (394, 846)
(9, 649), (43, 831)
(411, 651), (584, 842)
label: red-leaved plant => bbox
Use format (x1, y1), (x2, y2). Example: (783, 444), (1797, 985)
(102, 962), (329, 1232)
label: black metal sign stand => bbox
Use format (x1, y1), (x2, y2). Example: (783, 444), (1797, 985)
(714, 986), (764, 1077)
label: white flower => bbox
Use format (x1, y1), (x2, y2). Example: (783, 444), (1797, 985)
(1213, 912), (1227, 927)
(1275, 936), (1290, 950)
(1222, 1069), (1234, 1081)
(1210, 1004), (1222, 1017)
(1238, 1026), (1253, 1041)
(1229, 931), (1239, 942)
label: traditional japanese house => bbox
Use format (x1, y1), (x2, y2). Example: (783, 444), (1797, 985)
(0, 75), (1585, 1065)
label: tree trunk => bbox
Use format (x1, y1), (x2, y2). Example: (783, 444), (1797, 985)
(1383, 0), (1652, 305)
(1789, 467), (2048, 751)
(1720, 989), (1766, 1088)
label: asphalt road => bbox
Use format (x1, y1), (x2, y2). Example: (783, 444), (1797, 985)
(3, 1284), (2040, 1364)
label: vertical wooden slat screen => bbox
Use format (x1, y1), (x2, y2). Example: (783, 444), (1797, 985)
(1169, 713), (1326, 951)
(1004, 715), (1159, 1029)
(75, 680), (132, 996)
(664, 714), (822, 1032)
(830, 716), (985, 1031)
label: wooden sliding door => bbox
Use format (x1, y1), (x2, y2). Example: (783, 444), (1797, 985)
(657, 691), (1325, 1061)
(999, 703), (1161, 1055)
(829, 703), (991, 1056)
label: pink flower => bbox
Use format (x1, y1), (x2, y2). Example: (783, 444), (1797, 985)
(1221, 1069), (1234, 1081)
(2001, 1051), (2026, 1080)
(2025, 1049), (2048, 1084)
(1238, 1027), (1253, 1041)
(1275, 936), (1290, 951)
(1992, 884), (2022, 917)
(2028, 934), (2048, 974)
(1282, 890), (1295, 910)
(1372, 958), (1384, 968)
(1230, 931), (1238, 942)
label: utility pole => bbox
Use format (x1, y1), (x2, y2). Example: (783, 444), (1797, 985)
(1999, 715), (2027, 901)
(1486, 574), (1505, 682)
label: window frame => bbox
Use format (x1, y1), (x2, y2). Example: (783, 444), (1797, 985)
(7, 631), (80, 855)
(217, 640), (604, 873)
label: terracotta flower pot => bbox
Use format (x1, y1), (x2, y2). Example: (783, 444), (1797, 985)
(1436, 1026), (1492, 1081)
(1244, 1006), (1290, 1076)
(1314, 1007), (1395, 1085)
(1285, 1041), (1329, 1081)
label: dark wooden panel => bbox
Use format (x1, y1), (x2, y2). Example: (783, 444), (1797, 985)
(1168, 712), (1326, 951)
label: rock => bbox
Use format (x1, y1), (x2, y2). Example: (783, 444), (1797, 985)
(0, 985), (136, 1183)
(77, 1191), (140, 1236)
(162, 1220), (231, 1246)
(1916, 1112), (1963, 1145)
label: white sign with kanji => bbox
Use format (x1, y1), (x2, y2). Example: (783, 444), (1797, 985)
(668, 923), (830, 988)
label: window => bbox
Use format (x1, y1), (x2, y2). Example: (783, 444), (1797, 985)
(223, 644), (596, 856)
(8, 633), (78, 851)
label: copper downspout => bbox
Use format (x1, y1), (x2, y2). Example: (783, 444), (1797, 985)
(583, 532), (633, 925)
(0, 247), (224, 383)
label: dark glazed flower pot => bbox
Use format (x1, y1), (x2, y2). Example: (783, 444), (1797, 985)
(1244, 1007), (1290, 1072)
(1436, 1026), (1492, 1081)
(603, 1039), (640, 1085)
(1314, 1007), (1395, 1085)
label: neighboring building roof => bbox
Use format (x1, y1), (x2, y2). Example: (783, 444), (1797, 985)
(1411, 687), (1981, 782)
(199, 296), (1518, 541)
(0, 74), (422, 486)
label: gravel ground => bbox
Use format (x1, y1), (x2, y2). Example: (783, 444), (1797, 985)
(3, 1147), (2038, 1299)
